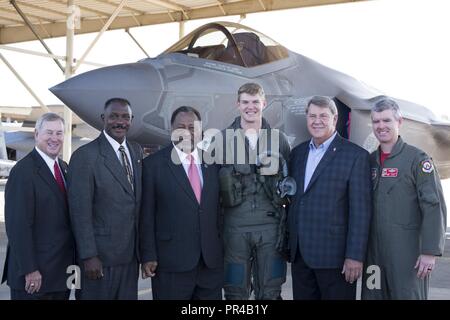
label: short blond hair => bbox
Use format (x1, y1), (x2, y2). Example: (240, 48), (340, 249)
(237, 82), (265, 101)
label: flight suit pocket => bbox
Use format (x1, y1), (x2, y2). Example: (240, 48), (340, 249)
(391, 201), (411, 226)
(418, 188), (440, 206)
(394, 213), (420, 228)
(384, 178), (401, 195)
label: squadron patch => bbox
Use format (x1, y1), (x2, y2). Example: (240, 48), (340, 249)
(421, 159), (434, 173)
(371, 168), (377, 180)
(382, 168), (398, 177)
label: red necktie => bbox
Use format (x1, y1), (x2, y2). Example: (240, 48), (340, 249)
(54, 161), (66, 195)
(187, 154), (202, 204)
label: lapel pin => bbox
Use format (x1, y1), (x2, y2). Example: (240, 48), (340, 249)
(333, 147), (336, 152)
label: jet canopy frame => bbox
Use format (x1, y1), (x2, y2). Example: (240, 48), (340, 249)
(162, 21), (289, 68)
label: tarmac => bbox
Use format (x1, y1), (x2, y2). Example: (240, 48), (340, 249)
(0, 179), (449, 300)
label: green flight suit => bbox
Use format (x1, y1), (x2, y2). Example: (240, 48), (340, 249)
(219, 117), (291, 300)
(362, 137), (446, 300)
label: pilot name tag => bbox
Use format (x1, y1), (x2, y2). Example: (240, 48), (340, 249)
(381, 168), (398, 177)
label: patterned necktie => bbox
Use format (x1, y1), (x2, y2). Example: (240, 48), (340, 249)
(187, 154), (202, 204)
(119, 145), (134, 191)
(53, 161), (66, 195)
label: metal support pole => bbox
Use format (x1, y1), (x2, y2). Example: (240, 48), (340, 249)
(125, 28), (150, 58)
(179, 20), (185, 39)
(0, 52), (50, 113)
(74, 0), (128, 72)
(0, 45), (106, 67)
(0, 112), (8, 161)
(63, 0), (75, 162)
(9, 0), (65, 73)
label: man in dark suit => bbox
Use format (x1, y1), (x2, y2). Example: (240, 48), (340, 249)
(68, 98), (142, 300)
(140, 106), (223, 300)
(288, 96), (372, 300)
(2, 113), (75, 300)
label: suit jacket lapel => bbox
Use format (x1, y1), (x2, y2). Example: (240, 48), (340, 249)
(199, 151), (210, 204)
(99, 133), (135, 197)
(297, 144), (309, 196)
(304, 134), (342, 193)
(165, 146), (199, 205)
(32, 149), (66, 203)
(58, 158), (68, 183)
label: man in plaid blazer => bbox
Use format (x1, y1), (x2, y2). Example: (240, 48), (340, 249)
(287, 96), (372, 300)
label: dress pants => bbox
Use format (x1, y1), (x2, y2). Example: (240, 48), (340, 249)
(76, 259), (139, 300)
(10, 289), (70, 300)
(151, 255), (223, 300)
(291, 249), (356, 300)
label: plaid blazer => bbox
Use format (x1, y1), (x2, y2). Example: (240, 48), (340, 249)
(287, 134), (372, 268)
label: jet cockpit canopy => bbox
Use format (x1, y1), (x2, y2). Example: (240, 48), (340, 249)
(162, 22), (289, 68)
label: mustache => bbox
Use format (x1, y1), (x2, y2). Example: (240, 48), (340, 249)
(112, 124), (128, 129)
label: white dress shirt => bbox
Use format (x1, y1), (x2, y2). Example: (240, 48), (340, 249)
(173, 143), (204, 187)
(35, 146), (61, 179)
(304, 132), (337, 191)
(103, 130), (133, 174)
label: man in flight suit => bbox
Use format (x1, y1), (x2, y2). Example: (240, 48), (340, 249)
(216, 82), (291, 300)
(362, 98), (446, 299)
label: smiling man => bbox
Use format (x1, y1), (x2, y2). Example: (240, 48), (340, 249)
(362, 98), (446, 300)
(2, 113), (75, 300)
(218, 83), (291, 300)
(287, 95), (372, 300)
(140, 106), (223, 300)
(68, 98), (143, 300)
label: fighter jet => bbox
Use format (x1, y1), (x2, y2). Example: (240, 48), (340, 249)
(50, 21), (450, 178)
(1, 104), (98, 159)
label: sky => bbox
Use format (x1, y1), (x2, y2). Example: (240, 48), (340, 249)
(0, 0), (449, 120)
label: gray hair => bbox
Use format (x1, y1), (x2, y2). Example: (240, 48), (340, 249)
(306, 96), (338, 116)
(372, 98), (402, 120)
(35, 113), (65, 131)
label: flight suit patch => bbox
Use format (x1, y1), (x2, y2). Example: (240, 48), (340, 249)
(421, 159), (434, 173)
(381, 168), (398, 177)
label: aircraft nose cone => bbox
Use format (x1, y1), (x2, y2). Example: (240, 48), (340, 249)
(50, 61), (163, 139)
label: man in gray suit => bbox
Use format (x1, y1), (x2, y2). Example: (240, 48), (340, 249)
(68, 98), (142, 300)
(2, 113), (75, 300)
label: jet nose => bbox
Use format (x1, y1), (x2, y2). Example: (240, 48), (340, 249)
(50, 61), (163, 139)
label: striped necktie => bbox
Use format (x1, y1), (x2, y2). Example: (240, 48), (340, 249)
(119, 145), (134, 191)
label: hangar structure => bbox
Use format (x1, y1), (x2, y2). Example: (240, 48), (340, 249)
(0, 0), (370, 160)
